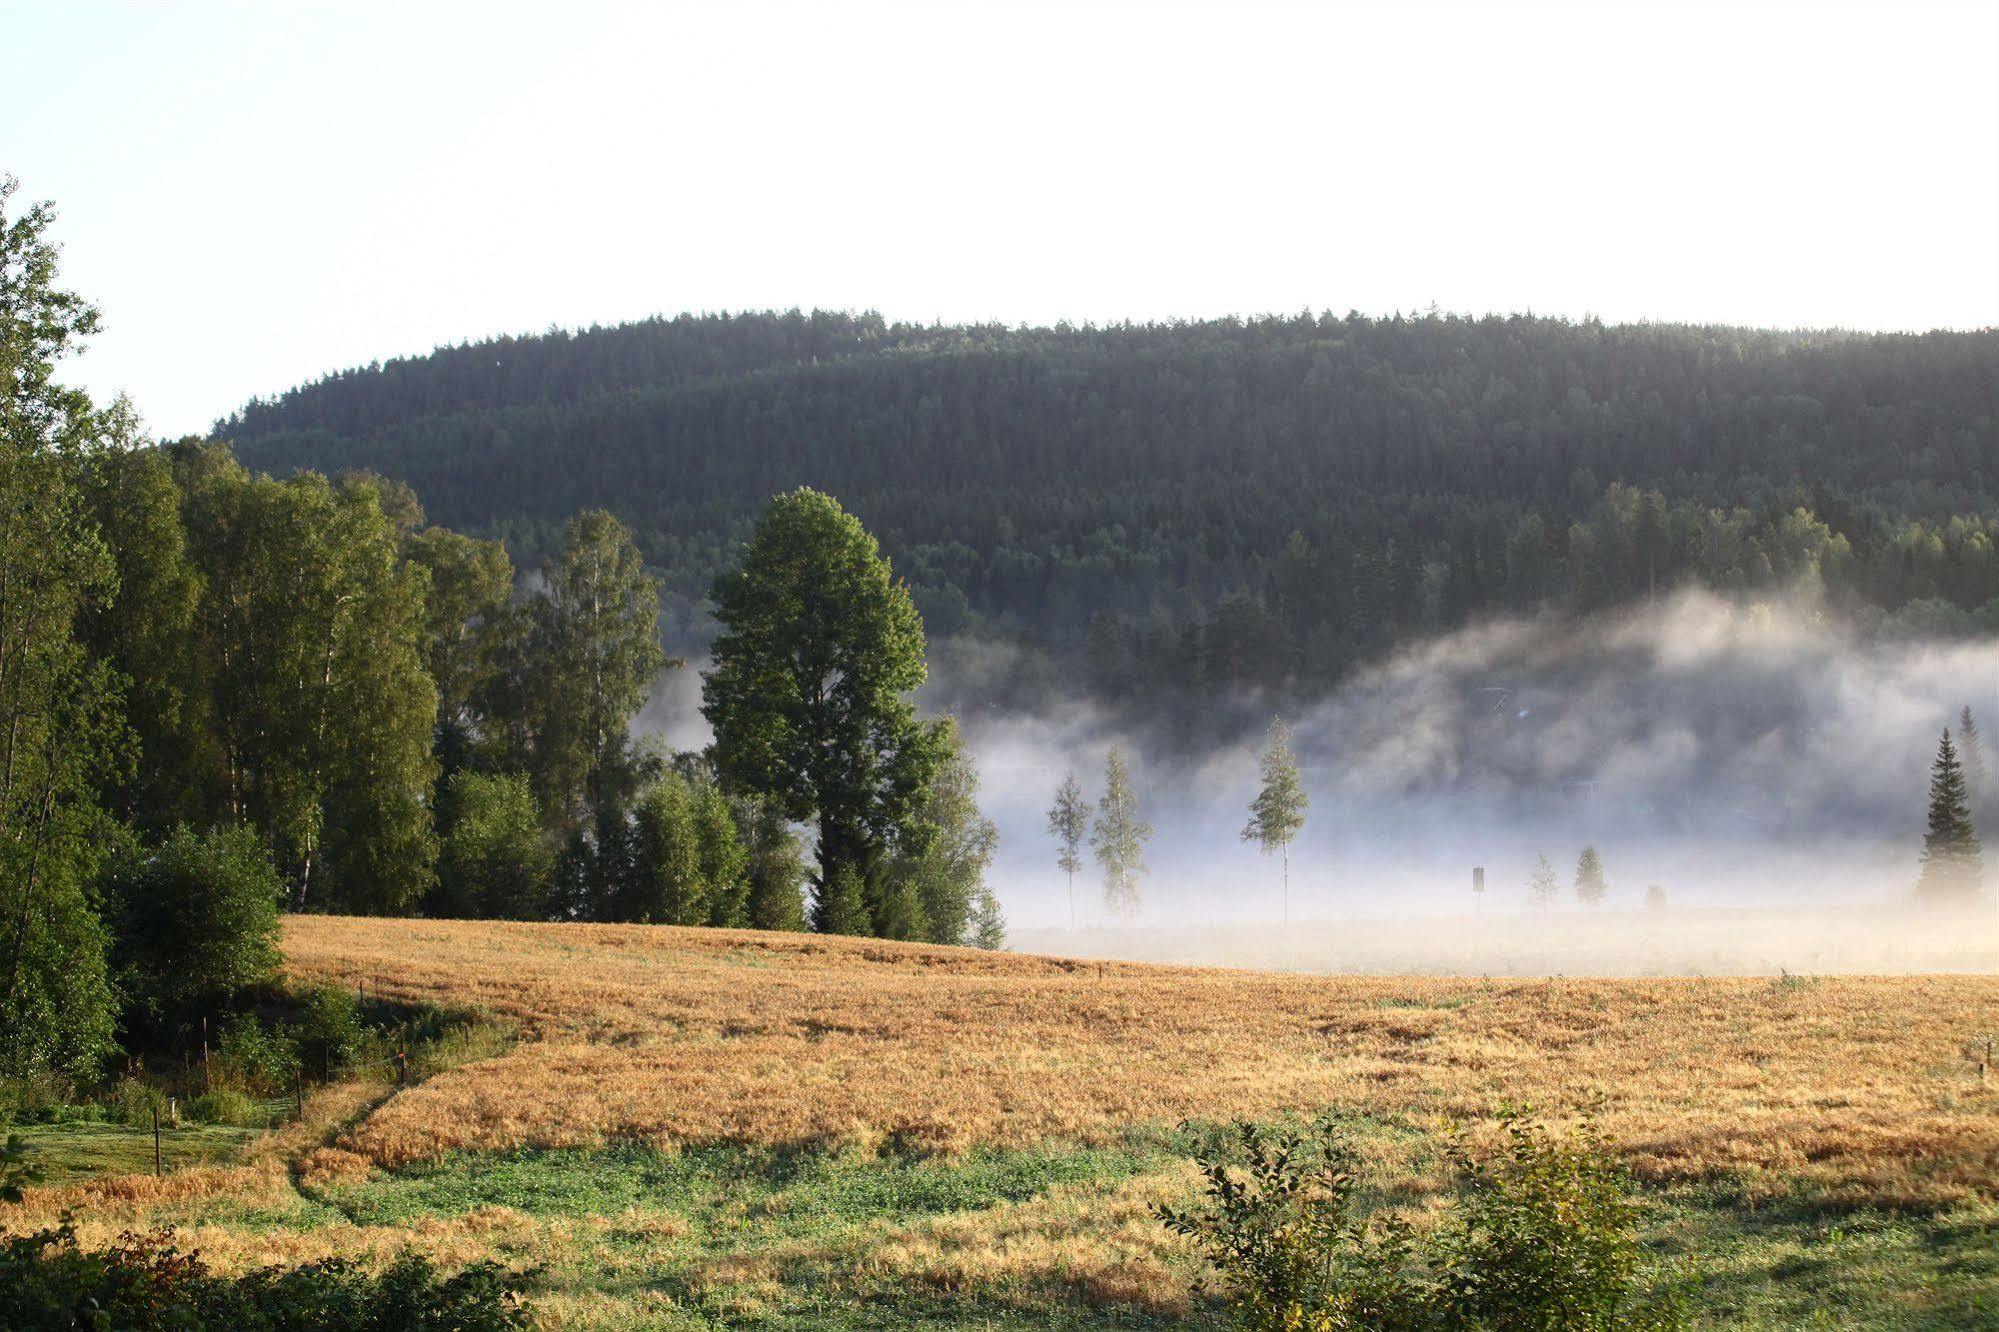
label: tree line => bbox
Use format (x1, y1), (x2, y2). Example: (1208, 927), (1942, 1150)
(0, 180), (1004, 1095)
(217, 309), (1999, 709)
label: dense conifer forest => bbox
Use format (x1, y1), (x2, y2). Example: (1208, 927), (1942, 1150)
(219, 311), (1999, 696)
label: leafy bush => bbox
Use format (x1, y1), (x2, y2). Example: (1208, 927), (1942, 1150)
(110, 1075), (167, 1127)
(186, 1088), (258, 1127)
(103, 825), (283, 1034)
(294, 985), (363, 1079)
(1, 1133), (39, 1204)
(1159, 1111), (1684, 1331)
(214, 1015), (297, 1096)
(0, 1222), (534, 1330)
(1157, 1117), (1418, 1331)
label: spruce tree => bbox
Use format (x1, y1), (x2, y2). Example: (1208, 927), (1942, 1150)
(1092, 748), (1152, 917)
(1574, 846), (1608, 906)
(1046, 773), (1089, 930)
(1241, 717), (1309, 921)
(1917, 727), (1983, 903)
(1527, 853), (1559, 911)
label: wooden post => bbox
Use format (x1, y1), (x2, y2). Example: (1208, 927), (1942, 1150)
(201, 1017), (210, 1094)
(152, 1103), (162, 1177)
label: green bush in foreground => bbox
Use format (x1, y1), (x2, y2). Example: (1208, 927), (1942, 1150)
(0, 1223), (533, 1330)
(1159, 1111), (1684, 1332)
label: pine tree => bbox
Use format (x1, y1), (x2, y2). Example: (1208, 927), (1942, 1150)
(1574, 846), (1608, 906)
(1527, 853), (1559, 911)
(1046, 773), (1089, 930)
(1092, 748), (1152, 918)
(1960, 707), (1988, 809)
(1917, 727), (1983, 903)
(1240, 717), (1309, 921)
(969, 887), (1007, 950)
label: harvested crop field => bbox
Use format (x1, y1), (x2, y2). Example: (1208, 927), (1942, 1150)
(8, 915), (1998, 1329)
(281, 916), (1999, 1207)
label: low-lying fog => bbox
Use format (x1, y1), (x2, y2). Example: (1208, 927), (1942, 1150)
(644, 589), (1999, 975)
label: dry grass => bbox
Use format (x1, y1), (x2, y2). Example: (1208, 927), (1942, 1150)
(281, 916), (1999, 1208)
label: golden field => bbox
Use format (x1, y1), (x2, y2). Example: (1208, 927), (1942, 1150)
(287, 916), (1997, 1204)
(7, 915), (1997, 1328)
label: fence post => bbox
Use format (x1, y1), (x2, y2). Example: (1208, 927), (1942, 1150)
(152, 1102), (162, 1177)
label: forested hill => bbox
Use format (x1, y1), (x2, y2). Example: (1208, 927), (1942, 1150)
(219, 311), (1999, 695)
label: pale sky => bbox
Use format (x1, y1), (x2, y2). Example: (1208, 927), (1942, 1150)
(7, 0), (1998, 438)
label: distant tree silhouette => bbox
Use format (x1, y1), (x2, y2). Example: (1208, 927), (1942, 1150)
(1574, 846), (1608, 907)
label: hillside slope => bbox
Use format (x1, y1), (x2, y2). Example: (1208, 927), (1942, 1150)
(218, 312), (1999, 690)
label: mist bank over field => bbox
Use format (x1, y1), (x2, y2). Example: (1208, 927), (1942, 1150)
(956, 590), (1996, 931)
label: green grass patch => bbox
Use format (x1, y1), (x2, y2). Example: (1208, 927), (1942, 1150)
(6, 1112), (281, 1182)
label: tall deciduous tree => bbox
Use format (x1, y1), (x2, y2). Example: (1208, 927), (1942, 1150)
(1917, 727), (1983, 903)
(174, 451), (439, 912)
(0, 176), (125, 1080)
(1241, 717), (1308, 921)
(1573, 846), (1608, 907)
(1092, 747), (1152, 917)
(404, 526), (512, 778)
(1046, 772), (1088, 930)
(528, 510), (669, 825)
(703, 488), (944, 929)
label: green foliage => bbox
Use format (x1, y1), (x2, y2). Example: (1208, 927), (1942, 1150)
(220, 311), (1999, 708)
(969, 887), (1007, 950)
(1429, 1115), (1685, 1331)
(1242, 718), (1308, 917)
(1046, 771), (1089, 928)
(482, 510), (668, 832)
(0, 1223), (533, 1330)
(186, 1088), (258, 1127)
(403, 525), (512, 774)
(704, 488), (944, 925)
(1092, 748), (1151, 917)
(1918, 727), (1983, 903)
(813, 863), (870, 937)
(104, 825), (283, 1033)
(172, 450), (440, 912)
(215, 1015), (298, 1096)
(293, 985), (364, 1079)
(884, 719), (998, 945)
(1574, 846), (1609, 907)
(1160, 1112), (1684, 1332)
(0, 179), (128, 1088)
(1156, 1117), (1419, 1331)
(739, 796), (806, 932)
(620, 769), (748, 926)
(437, 771), (553, 919)
(0, 1132), (40, 1203)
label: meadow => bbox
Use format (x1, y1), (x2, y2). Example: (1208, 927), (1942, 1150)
(6, 916), (1997, 1328)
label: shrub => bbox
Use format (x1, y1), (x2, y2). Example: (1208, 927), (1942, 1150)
(214, 1015), (297, 1096)
(1160, 1111), (1684, 1332)
(1156, 1117), (1420, 1331)
(186, 1089), (258, 1127)
(1429, 1114), (1685, 1331)
(0, 1222), (534, 1330)
(109, 1075), (167, 1127)
(294, 985), (363, 1079)
(104, 826), (283, 1033)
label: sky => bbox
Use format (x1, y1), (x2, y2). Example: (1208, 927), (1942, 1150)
(7, 0), (1998, 438)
